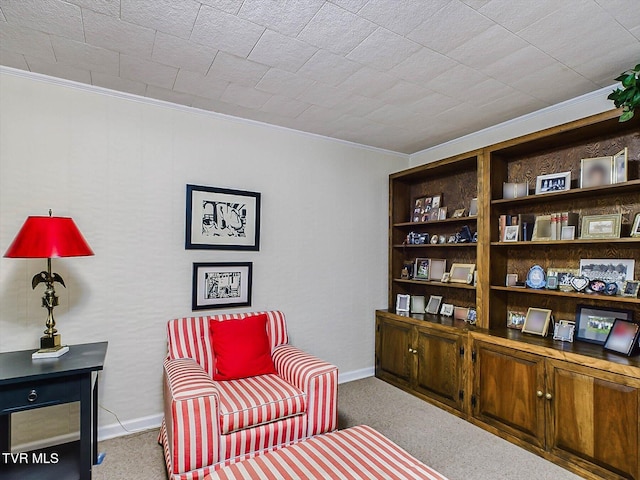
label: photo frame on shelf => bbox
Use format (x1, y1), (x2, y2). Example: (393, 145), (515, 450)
(453, 306), (469, 321)
(613, 148), (628, 184)
(426, 295), (443, 315)
(440, 303), (454, 316)
(553, 320), (576, 343)
(466, 308), (477, 325)
(622, 281), (640, 298)
(579, 259), (635, 290)
(603, 319), (640, 356)
(410, 295), (426, 314)
(401, 261), (414, 279)
(502, 225), (519, 242)
(432, 195), (442, 210)
(575, 305), (633, 345)
(438, 207), (448, 220)
(521, 308), (552, 337)
(186, 184), (261, 251)
(535, 171), (571, 194)
(531, 215), (552, 241)
(452, 208), (466, 218)
(547, 268), (580, 292)
(414, 258), (431, 281)
(632, 213), (640, 238)
(503, 181), (529, 199)
(429, 259), (447, 282)
(580, 214), (622, 239)
(469, 198), (478, 217)
(561, 226), (576, 240)
(396, 294), (410, 312)
(507, 311), (526, 330)
(449, 263), (476, 284)
(506, 273), (518, 287)
(580, 156), (613, 188)
(441, 272), (451, 283)
(192, 262), (252, 311)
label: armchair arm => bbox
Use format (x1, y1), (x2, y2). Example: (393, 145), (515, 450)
(164, 358), (221, 475)
(272, 345), (338, 436)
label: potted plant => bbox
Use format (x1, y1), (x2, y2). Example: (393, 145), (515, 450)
(608, 64), (640, 122)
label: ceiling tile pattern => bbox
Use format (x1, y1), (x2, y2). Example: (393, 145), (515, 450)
(1, 0), (639, 153)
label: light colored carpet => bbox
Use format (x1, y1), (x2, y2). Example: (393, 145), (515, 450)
(94, 377), (582, 479)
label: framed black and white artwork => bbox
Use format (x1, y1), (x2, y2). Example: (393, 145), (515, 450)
(186, 184), (261, 250)
(192, 262), (253, 310)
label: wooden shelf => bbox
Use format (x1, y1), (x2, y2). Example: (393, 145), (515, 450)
(491, 238), (640, 246)
(491, 180), (640, 207)
(393, 243), (477, 248)
(394, 279), (476, 290)
(393, 216), (477, 228)
(490, 285), (640, 304)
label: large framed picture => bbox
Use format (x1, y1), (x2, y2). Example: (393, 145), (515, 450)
(575, 305), (633, 345)
(186, 184), (261, 251)
(579, 259), (635, 290)
(580, 214), (622, 240)
(535, 171), (571, 194)
(522, 308), (552, 336)
(192, 262), (253, 310)
(580, 156), (613, 188)
(603, 319), (640, 356)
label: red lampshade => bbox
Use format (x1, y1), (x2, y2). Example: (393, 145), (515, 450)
(4, 216), (94, 258)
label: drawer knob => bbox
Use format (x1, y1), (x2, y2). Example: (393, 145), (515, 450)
(536, 390), (543, 398)
(27, 389), (38, 402)
(545, 393), (553, 401)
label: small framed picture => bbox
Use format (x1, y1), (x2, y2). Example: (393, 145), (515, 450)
(410, 295), (425, 314)
(535, 171), (571, 194)
(401, 261), (414, 279)
(506, 273), (518, 287)
(414, 258), (431, 280)
(502, 225), (520, 242)
(432, 195), (442, 210)
(428, 208), (439, 222)
(522, 308), (553, 336)
(548, 268), (580, 292)
(441, 272), (451, 283)
(560, 225), (575, 240)
(438, 235), (447, 244)
(613, 148), (628, 184)
(426, 295), (443, 315)
(622, 281), (640, 298)
(449, 263), (476, 284)
(440, 303), (454, 316)
(603, 319), (640, 356)
(580, 214), (622, 240)
(531, 215), (552, 241)
(507, 311), (526, 330)
(429, 259), (447, 282)
(469, 198), (478, 217)
(553, 320), (576, 342)
(466, 308), (477, 325)
(575, 305), (633, 345)
(438, 207), (448, 220)
(546, 275), (559, 290)
(452, 208), (466, 218)
(453, 306), (469, 321)
(581, 156), (613, 188)
(396, 294), (410, 312)
(631, 213), (640, 238)
(192, 262), (253, 310)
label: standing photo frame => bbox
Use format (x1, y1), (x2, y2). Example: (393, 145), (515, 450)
(632, 213), (640, 238)
(426, 295), (443, 315)
(613, 148), (628, 184)
(396, 294), (410, 312)
(535, 171), (571, 194)
(575, 305), (633, 345)
(186, 184), (261, 251)
(580, 214), (622, 239)
(580, 156), (613, 188)
(522, 308), (552, 336)
(192, 262), (252, 311)
(449, 263), (476, 284)
(603, 319), (640, 356)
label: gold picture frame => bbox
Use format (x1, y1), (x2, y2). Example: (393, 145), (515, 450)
(531, 215), (552, 241)
(449, 263), (476, 284)
(580, 214), (622, 240)
(522, 308), (552, 337)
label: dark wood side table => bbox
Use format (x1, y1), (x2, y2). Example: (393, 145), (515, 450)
(0, 342), (107, 480)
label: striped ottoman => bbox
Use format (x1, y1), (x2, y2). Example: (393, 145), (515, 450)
(204, 425), (448, 480)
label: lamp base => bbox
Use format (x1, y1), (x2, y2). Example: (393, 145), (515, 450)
(33, 345), (69, 359)
(40, 334), (62, 350)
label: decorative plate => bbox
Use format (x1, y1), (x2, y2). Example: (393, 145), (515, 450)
(526, 265), (546, 289)
(570, 276), (589, 292)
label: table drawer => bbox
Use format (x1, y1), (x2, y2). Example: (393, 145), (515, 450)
(0, 377), (81, 413)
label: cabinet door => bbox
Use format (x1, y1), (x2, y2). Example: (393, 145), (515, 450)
(375, 316), (413, 386)
(414, 327), (464, 411)
(473, 341), (546, 448)
(547, 360), (640, 480)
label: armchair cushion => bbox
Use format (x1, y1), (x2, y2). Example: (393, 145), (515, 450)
(216, 374), (306, 434)
(210, 314), (276, 381)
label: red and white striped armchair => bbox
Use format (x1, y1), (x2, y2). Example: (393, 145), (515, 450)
(159, 311), (338, 480)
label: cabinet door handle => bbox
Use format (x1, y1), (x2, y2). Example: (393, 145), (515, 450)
(545, 393), (553, 401)
(27, 389), (38, 402)
(536, 390), (543, 398)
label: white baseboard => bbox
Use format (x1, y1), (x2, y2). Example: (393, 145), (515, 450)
(11, 367), (375, 451)
(338, 366), (374, 384)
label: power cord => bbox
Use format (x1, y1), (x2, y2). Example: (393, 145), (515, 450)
(99, 404), (148, 435)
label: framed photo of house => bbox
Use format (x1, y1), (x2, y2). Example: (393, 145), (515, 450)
(613, 148), (628, 184)
(426, 295), (443, 314)
(414, 258), (431, 280)
(580, 156), (613, 188)
(603, 319), (640, 356)
(535, 171), (571, 194)
(580, 214), (622, 239)
(192, 262), (252, 310)
(575, 305), (633, 345)
(449, 263), (475, 284)
(522, 308), (552, 336)
(632, 213), (640, 238)
(186, 184), (261, 251)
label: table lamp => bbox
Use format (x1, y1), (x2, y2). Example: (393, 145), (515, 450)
(4, 210), (94, 355)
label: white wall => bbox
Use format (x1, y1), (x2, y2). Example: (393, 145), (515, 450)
(0, 70), (407, 446)
(409, 86), (616, 167)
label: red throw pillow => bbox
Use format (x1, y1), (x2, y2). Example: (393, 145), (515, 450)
(210, 314), (277, 381)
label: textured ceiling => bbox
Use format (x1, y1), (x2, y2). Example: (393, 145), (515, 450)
(1, 0), (639, 154)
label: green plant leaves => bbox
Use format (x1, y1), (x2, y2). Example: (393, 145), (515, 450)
(610, 64), (640, 122)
